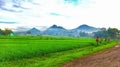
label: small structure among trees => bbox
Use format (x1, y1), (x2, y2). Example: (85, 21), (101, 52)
(9, 32), (14, 36)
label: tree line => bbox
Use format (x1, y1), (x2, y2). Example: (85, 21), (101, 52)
(0, 28), (13, 36)
(93, 28), (120, 39)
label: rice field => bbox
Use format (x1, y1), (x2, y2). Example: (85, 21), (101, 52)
(0, 36), (95, 62)
(0, 36), (117, 67)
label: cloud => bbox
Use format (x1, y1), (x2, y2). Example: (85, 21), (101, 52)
(0, 7), (22, 12)
(0, 0), (120, 30)
(0, 0), (22, 12)
(0, 0), (96, 29)
(0, 0), (39, 12)
(64, 0), (79, 5)
(13, 26), (31, 32)
(12, 5), (29, 9)
(49, 13), (62, 16)
(0, 21), (16, 24)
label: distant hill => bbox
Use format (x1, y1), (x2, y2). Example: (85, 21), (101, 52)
(26, 28), (41, 35)
(14, 24), (100, 37)
(69, 24), (100, 37)
(43, 25), (69, 36)
(73, 24), (100, 33)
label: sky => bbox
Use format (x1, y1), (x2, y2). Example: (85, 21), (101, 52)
(0, 0), (120, 30)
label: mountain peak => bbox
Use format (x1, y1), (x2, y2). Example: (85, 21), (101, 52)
(77, 24), (92, 29)
(27, 27), (41, 35)
(28, 27), (40, 32)
(50, 25), (58, 28)
(31, 27), (37, 30)
(73, 24), (100, 33)
(50, 25), (65, 29)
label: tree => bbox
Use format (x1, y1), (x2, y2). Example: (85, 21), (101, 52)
(93, 28), (120, 39)
(93, 28), (108, 38)
(4, 28), (13, 36)
(0, 29), (5, 35)
(79, 32), (90, 37)
(107, 28), (119, 38)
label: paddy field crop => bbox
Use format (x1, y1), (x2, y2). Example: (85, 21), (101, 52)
(0, 36), (117, 67)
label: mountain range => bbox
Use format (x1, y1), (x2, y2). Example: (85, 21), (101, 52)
(15, 24), (100, 37)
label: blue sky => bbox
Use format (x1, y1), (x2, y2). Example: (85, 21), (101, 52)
(0, 0), (120, 30)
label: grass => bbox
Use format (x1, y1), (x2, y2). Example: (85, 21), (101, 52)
(0, 36), (95, 62)
(0, 36), (118, 67)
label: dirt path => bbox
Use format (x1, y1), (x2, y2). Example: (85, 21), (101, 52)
(62, 44), (120, 67)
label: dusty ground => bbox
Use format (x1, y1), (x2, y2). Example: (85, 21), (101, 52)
(62, 43), (120, 67)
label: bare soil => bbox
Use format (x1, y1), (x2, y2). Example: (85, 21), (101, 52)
(62, 43), (120, 67)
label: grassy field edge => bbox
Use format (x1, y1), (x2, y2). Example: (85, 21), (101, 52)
(0, 41), (118, 67)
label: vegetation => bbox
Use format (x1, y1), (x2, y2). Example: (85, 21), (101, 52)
(0, 36), (118, 67)
(0, 28), (13, 36)
(94, 28), (120, 39)
(0, 36), (95, 62)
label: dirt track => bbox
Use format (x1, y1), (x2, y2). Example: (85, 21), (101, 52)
(62, 43), (120, 67)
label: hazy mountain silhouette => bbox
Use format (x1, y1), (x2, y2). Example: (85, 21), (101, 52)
(73, 24), (100, 33)
(49, 25), (66, 29)
(43, 25), (69, 36)
(27, 28), (41, 35)
(68, 24), (100, 37)
(15, 24), (100, 37)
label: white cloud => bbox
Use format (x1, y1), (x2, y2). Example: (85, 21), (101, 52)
(0, 0), (120, 29)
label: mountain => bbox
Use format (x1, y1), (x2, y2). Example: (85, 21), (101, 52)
(49, 25), (65, 29)
(14, 24), (100, 37)
(43, 25), (69, 36)
(72, 24), (100, 33)
(43, 24), (100, 37)
(68, 24), (100, 37)
(27, 28), (41, 35)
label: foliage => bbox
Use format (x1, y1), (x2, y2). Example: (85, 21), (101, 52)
(93, 28), (120, 39)
(0, 28), (13, 36)
(107, 28), (120, 38)
(0, 29), (5, 35)
(79, 32), (90, 37)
